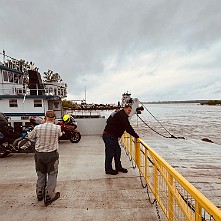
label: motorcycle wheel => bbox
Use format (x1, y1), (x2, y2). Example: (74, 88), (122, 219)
(70, 132), (81, 143)
(0, 149), (10, 158)
(18, 138), (32, 150)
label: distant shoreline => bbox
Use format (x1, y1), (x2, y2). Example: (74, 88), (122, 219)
(63, 100), (221, 111)
(142, 100), (221, 105)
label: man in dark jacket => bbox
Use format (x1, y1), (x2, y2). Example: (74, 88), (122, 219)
(102, 105), (139, 175)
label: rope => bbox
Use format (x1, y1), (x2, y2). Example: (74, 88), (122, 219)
(136, 114), (171, 138)
(137, 101), (185, 139)
(139, 101), (172, 136)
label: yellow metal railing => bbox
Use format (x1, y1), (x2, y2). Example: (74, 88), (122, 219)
(121, 133), (221, 221)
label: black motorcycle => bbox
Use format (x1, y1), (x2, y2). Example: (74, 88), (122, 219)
(0, 125), (35, 158)
(0, 113), (37, 158)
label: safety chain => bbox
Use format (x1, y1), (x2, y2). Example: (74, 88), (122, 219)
(146, 184), (161, 220)
(131, 159), (136, 169)
(139, 171), (147, 188)
(155, 200), (161, 220)
(123, 144), (161, 220)
(125, 148), (134, 164)
(146, 185), (156, 204)
(121, 142), (136, 169)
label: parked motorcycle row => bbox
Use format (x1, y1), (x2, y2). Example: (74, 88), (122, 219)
(0, 113), (81, 158)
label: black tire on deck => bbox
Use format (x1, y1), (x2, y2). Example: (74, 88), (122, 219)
(0, 149), (10, 158)
(70, 132), (81, 143)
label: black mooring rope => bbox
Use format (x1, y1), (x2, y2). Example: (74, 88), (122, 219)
(138, 101), (185, 139)
(139, 101), (173, 136)
(136, 114), (171, 138)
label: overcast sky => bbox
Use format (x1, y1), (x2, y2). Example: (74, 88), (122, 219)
(1, 0), (221, 103)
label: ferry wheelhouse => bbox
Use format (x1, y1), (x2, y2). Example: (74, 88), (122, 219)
(0, 53), (67, 132)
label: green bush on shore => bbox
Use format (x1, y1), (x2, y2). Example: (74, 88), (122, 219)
(206, 100), (221, 105)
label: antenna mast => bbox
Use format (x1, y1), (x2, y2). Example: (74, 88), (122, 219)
(84, 86), (87, 103)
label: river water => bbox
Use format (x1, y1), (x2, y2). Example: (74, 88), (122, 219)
(131, 103), (221, 145)
(102, 103), (221, 208)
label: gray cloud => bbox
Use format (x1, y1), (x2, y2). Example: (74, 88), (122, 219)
(1, 0), (221, 103)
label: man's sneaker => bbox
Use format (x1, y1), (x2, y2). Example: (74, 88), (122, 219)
(105, 170), (118, 175)
(117, 168), (128, 173)
(45, 192), (60, 206)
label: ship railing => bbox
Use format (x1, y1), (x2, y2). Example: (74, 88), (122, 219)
(0, 88), (27, 95)
(121, 132), (221, 221)
(0, 87), (42, 95)
(0, 87), (66, 97)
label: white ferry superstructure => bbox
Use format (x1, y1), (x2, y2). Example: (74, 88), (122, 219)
(0, 55), (67, 132)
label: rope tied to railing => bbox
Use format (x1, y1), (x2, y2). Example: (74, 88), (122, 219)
(137, 101), (185, 139)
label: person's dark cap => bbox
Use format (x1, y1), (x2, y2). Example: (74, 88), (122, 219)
(46, 110), (56, 118)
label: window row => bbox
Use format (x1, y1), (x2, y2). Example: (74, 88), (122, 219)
(45, 87), (67, 96)
(8, 99), (60, 109)
(2, 70), (23, 84)
(9, 99), (42, 107)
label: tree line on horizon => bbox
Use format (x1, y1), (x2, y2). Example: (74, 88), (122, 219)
(201, 100), (221, 105)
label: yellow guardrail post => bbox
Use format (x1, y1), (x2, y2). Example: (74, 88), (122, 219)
(130, 135), (132, 156)
(135, 138), (141, 169)
(154, 159), (159, 198)
(168, 173), (174, 221)
(195, 201), (202, 221)
(122, 133), (126, 149)
(145, 147), (148, 181)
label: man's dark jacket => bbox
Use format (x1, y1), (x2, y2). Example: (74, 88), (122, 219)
(104, 110), (139, 138)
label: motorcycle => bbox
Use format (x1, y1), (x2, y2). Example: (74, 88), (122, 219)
(0, 125), (35, 158)
(0, 115), (81, 158)
(56, 117), (81, 143)
(0, 132), (10, 158)
(0, 115), (41, 158)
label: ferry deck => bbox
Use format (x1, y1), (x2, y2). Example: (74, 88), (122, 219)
(0, 135), (221, 221)
(0, 135), (161, 221)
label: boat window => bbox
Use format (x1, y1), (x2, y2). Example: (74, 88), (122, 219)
(8, 72), (14, 82)
(18, 74), (23, 84)
(48, 101), (53, 110)
(54, 102), (59, 109)
(64, 89), (67, 96)
(34, 99), (42, 107)
(21, 116), (29, 120)
(60, 89), (63, 96)
(3, 70), (8, 81)
(9, 99), (18, 107)
(14, 74), (19, 83)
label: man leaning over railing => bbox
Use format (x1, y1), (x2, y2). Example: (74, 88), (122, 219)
(102, 104), (139, 175)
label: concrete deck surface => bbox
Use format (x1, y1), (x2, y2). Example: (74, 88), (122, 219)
(0, 136), (160, 221)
